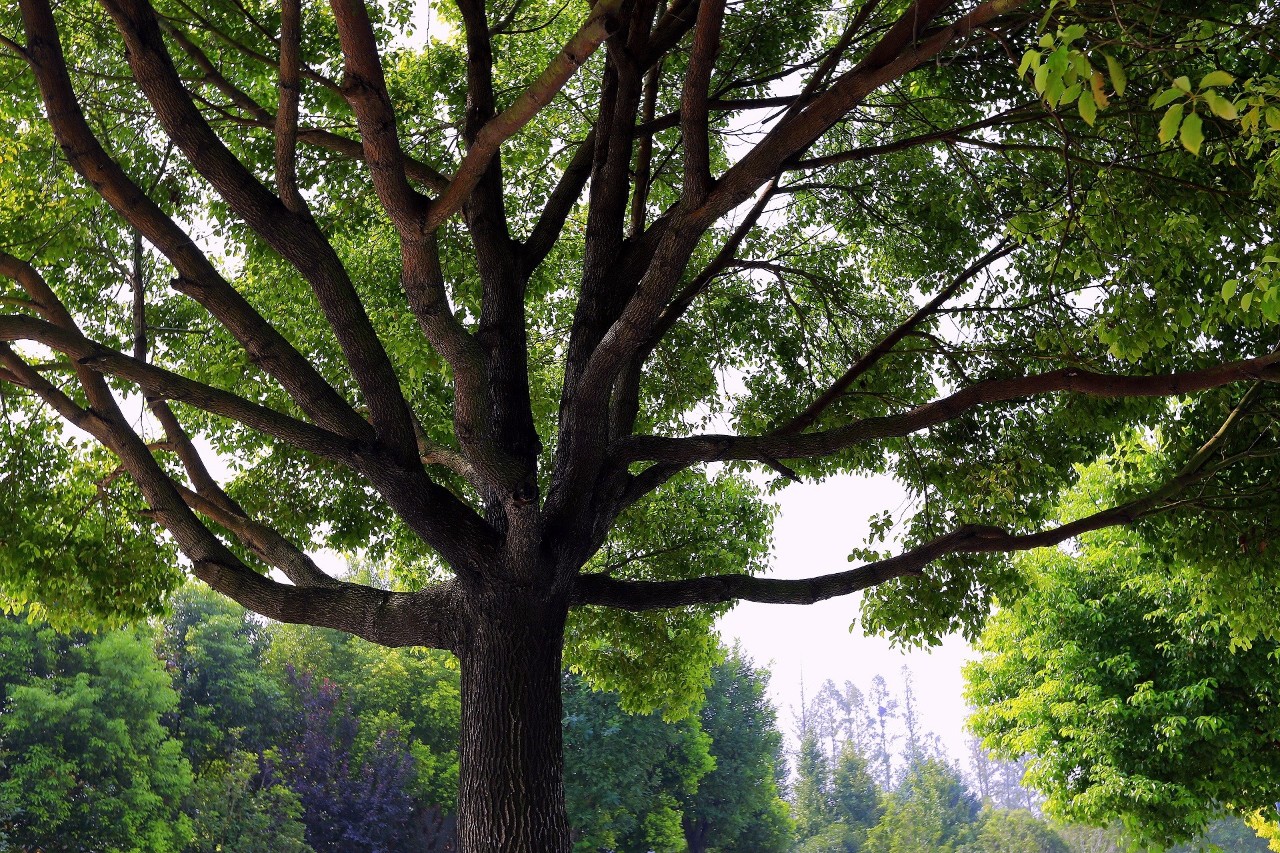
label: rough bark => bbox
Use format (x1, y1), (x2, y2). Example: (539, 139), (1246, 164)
(456, 583), (572, 853)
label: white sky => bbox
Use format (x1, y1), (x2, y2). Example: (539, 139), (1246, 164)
(716, 474), (977, 760)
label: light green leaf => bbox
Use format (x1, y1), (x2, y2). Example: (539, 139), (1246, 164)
(1078, 90), (1098, 125)
(1202, 90), (1238, 120)
(1172, 75), (1192, 92)
(1034, 62), (1051, 95)
(1060, 24), (1086, 43)
(1018, 49), (1041, 77)
(1179, 111), (1204, 154)
(1152, 87), (1185, 109)
(1221, 280), (1238, 300)
(1198, 70), (1235, 89)
(1104, 53), (1127, 96)
(1159, 103), (1184, 144)
(1241, 290), (1254, 311)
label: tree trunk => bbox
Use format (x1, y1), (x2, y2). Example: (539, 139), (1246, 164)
(456, 586), (571, 852)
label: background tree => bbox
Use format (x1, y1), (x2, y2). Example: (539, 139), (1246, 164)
(0, 615), (193, 852)
(184, 750), (314, 853)
(158, 583), (285, 765)
(967, 461), (1280, 847)
(276, 667), (420, 852)
(679, 649), (792, 853)
(264, 614), (463, 808)
(562, 672), (714, 852)
(962, 809), (1068, 853)
(793, 732), (837, 845)
(3, 0), (1280, 847)
(863, 759), (981, 853)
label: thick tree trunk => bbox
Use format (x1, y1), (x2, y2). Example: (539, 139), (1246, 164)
(456, 586), (572, 852)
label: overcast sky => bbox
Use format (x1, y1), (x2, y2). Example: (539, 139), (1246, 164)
(716, 474), (978, 761)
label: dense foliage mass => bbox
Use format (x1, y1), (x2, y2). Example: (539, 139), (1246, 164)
(968, 463), (1280, 848)
(0, 591), (798, 852)
(3, 0), (1280, 843)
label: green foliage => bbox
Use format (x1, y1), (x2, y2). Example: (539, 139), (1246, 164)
(0, 615), (193, 852)
(185, 750), (313, 853)
(967, 462), (1280, 847)
(563, 672), (714, 852)
(680, 649), (793, 853)
(963, 809), (1069, 853)
(566, 472), (775, 716)
(0, 406), (181, 629)
(157, 584), (285, 765)
(263, 618), (462, 809)
(863, 759), (982, 853)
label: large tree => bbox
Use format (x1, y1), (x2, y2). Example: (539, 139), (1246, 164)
(1, 0), (1278, 848)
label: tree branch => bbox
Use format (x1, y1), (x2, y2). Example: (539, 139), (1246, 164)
(576, 427), (1246, 611)
(617, 351), (1280, 467)
(772, 239), (1015, 435)
(330, 0), (430, 231)
(680, 0), (725, 206)
(18, 0), (371, 440)
(426, 0), (625, 230)
(100, 0), (420, 459)
(275, 0), (307, 214)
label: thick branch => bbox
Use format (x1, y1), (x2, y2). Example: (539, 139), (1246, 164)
(101, 0), (419, 458)
(680, 0), (725, 205)
(0, 314), (363, 463)
(618, 352), (1280, 467)
(426, 0), (625, 230)
(275, 0), (307, 213)
(330, 0), (430, 231)
(0, 316), (459, 650)
(18, 0), (370, 439)
(573, 483), (1179, 610)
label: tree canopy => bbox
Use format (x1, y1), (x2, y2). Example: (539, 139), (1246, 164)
(3, 0), (1280, 846)
(967, 462), (1280, 848)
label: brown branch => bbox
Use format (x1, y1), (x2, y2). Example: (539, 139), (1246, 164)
(275, 0), (307, 214)
(772, 239), (1015, 436)
(522, 130), (596, 271)
(630, 63), (662, 237)
(0, 313), (363, 463)
(617, 350), (1280, 467)
(176, 484), (341, 589)
(575, 434), (1242, 611)
(17, 0), (371, 440)
(160, 19), (451, 193)
(0, 320), (459, 649)
(100, 0), (419, 457)
(789, 104), (1042, 171)
(330, 0), (429, 231)
(426, 0), (625, 230)
(680, 0), (725, 206)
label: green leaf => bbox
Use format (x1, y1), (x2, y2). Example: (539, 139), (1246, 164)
(1222, 280), (1238, 300)
(1241, 290), (1254, 311)
(1018, 49), (1041, 77)
(1103, 53), (1127, 96)
(1199, 70), (1235, 89)
(1152, 87), (1185, 108)
(1266, 107), (1280, 130)
(1060, 24), (1087, 43)
(1078, 90), (1098, 125)
(1159, 103), (1185, 144)
(1203, 90), (1238, 120)
(1034, 62), (1051, 95)
(1172, 75), (1192, 92)
(1179, 110), (1204, 154)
